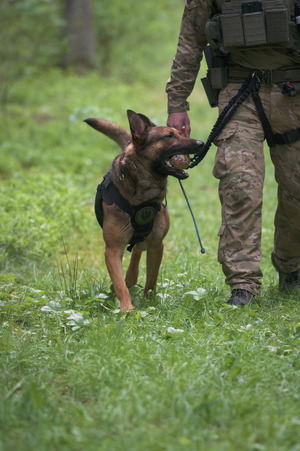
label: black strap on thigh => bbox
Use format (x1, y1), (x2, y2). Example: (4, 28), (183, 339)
(251, 75), (300, 147)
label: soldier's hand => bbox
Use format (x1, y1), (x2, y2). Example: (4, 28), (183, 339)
(167, 112), (191, 137)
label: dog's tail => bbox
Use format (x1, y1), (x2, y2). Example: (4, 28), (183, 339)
(84, 118), (131, 151)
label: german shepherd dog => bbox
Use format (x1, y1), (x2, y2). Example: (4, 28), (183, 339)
(85, 110), (203, 312)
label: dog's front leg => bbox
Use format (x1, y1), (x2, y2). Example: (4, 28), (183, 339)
(144, 241), (164, 296)
(105, 247), (134, 312)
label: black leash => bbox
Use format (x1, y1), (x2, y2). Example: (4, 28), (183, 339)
(181, 70), (300, 253)
(178, 179), (205, 254)
(190, 70), (300, 168)
(179, 75), (257, 253)
(189, 74), (257, 168)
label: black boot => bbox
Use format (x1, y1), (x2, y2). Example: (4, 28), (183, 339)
(226, 289), (254, 306)
(278, 269), (300, 292)
(271, 255), (300, 292)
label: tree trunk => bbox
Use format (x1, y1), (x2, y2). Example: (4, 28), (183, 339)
(63, 0), (96, 70)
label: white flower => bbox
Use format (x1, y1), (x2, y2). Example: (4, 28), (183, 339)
(95, 293), (109, 299)
(184, 287), (207, 300)
(140, 311), (148, 317)
(66, 312), (83, 321)
(41, 301), (61, 312)
(167, 327), (184, 333)
(65, 311), (90, 330)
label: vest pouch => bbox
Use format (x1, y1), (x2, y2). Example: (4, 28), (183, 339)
(243, 12), (267, 45)
(205, 16), (222, 48)
(221, 13), (245, 47)
(265, 9), (288, 43)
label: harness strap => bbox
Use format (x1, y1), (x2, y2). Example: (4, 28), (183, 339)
(252, 75), (300, 147)
(95, 172), (161, 252)
(274, 128), (300, 145)
(251, 84), (277, 147)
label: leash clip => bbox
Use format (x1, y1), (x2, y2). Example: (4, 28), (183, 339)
(252, 71), (261, 92)
(253, 70), (272, 88)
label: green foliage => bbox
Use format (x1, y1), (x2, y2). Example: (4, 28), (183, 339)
(0, 0), (64, 104)
(0, 172), (91, 270)
(93, 0), (183, 81)
(0, 20), (299, 450)
(1, 270), (300, 451)
(0, 0), (183, 107)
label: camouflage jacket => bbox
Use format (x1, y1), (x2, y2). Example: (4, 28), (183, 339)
(166, 0), (300, 113)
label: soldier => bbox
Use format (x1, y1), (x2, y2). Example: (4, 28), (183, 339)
(166, 0), (300, 304)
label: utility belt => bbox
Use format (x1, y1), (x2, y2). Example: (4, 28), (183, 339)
(228, 66), (300, 83)
(201, 47), (300, 106)
(201, 55), (300, 147)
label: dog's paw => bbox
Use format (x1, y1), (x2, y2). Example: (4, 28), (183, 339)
(119, 304), (135, 313)
(144, 289), (155, 300)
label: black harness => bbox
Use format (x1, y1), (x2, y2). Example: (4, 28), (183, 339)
(95, 172), (162, 252)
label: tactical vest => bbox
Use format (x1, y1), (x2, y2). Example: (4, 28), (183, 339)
(205, 0), (300, 53)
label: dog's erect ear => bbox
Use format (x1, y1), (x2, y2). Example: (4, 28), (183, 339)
(127, 110), (155, 146)
(136, 113), (156, 127)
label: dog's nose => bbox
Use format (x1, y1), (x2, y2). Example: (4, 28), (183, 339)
(196, 140), (204, 146)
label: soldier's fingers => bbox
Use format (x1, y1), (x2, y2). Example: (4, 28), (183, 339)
(183, 123), (191, 137)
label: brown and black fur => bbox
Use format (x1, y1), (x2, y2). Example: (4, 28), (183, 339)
(85, 110), (203, 312)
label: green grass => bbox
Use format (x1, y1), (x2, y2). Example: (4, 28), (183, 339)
(0, 69), (300, 451)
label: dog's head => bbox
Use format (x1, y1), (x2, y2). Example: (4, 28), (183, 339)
(85, 110), (204, 180)
(127, 110), (204, 180)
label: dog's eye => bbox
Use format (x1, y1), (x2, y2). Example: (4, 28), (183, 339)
(163, 132), (174, 139)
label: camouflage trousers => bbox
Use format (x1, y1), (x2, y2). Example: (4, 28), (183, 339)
(213, 82), (300, 295)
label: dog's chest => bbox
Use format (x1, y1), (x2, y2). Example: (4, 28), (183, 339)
(114, 155), (167, 204)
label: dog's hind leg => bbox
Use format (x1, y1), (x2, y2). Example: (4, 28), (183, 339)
(125, 248), (142, 288)
(144, 242), (164, 296)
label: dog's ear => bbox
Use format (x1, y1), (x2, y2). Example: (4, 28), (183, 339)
(136, 113), (156, 127)
(127, 110), (155, 146)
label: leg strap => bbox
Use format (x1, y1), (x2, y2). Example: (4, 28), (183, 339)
(252, 76), (300, 147)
